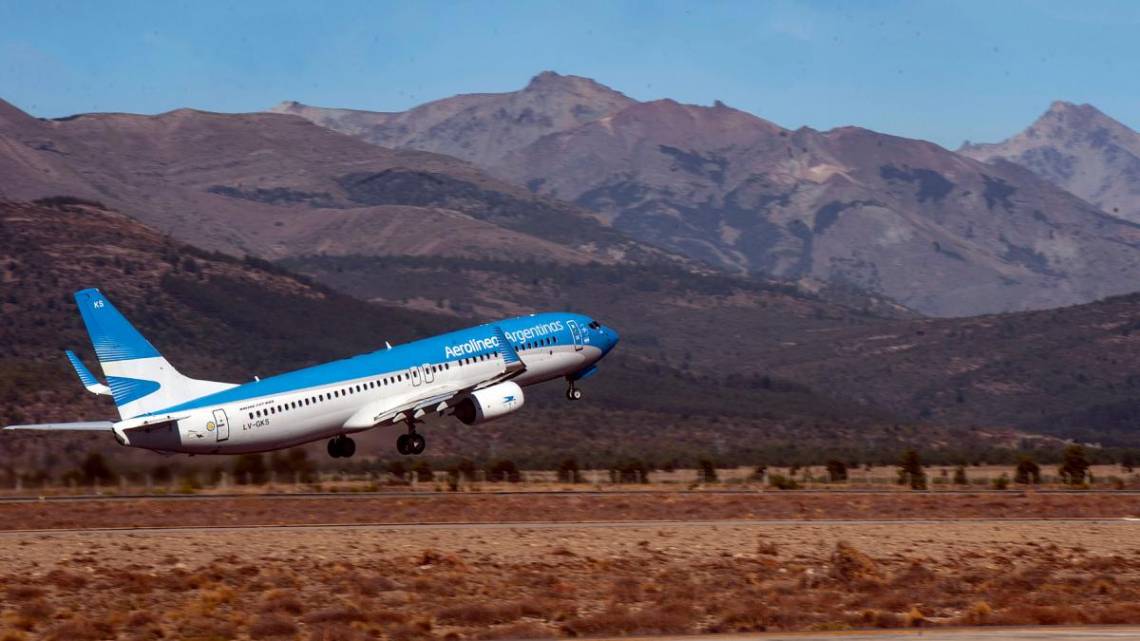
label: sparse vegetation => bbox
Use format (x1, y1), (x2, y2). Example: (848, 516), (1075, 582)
(897, 449), (927, 490)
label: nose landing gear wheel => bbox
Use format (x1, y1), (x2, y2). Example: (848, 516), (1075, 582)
(566, 385), (582, 401)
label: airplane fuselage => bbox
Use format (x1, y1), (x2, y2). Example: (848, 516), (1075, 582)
(119, 312), (617, 455)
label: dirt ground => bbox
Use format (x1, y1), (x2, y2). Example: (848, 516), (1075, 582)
(2, 519), (1140, 640)
(3, 491), (1140, 531)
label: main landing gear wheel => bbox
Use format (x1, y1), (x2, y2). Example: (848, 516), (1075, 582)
(327, 435), (356, 458)
(396, 432), (427, 456)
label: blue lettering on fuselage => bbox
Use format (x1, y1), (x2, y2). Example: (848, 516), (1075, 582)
(444, 337), (500, 358)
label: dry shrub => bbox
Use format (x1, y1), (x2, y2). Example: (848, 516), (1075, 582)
(991, 565), (1050, 595)
(757, 540), (779, 556)
(42, 617), (114, 641)
(956, 601), (993, 625)
(262, 589), (304, 615)
(5, 584), (45, 601)
(249, 613), (299, 639)
(904, 606), (926, 627)
(127, 610), (158, 627)
(307, 623), (369, 641)
(304, 606), (365, 624)
(991, 604), (1087, 626)
(13, 599), (54, 629)
(435, 602), (523, 626)
(830, 542), (880, 584)
(368, 608), (411, 626)
(710, 602), (772, 632)
(864, 590), (914, 612)
(418, 549), (466, 569)
(1092, 603), (1140, 624)
(890, 561), (937, 588)
(611, 576), (642, 602)
(474, 622), (555, 639)
(352, 574), (398, 596)
(867, 610), (904, 628)
(44, 569), (88, 590)
(385, 620), (433, 641)
(177, 612), (237, 641)
(519, 597), (576, 621)
(562, 606), (691, 636)
(410, 576), (459, 597)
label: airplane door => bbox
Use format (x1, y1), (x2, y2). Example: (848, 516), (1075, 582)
(212, 409), (230, 442)
(422, 363), (435, 384)
(410, 368), (422, 387)
(565, 319), (583, 349)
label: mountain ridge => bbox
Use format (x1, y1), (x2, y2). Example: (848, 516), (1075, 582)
(274, 73), (1140, 317)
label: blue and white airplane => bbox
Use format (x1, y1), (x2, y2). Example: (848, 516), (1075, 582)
(3, 289), (619, 457)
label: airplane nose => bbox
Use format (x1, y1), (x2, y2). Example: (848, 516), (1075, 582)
(601, 325), (619, 354)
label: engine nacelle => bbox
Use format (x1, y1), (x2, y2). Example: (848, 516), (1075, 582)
(453, 382), (525, 425)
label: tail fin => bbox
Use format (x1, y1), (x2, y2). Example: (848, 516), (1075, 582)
(74, 289), (235, 419)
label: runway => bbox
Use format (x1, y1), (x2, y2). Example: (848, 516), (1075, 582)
(2, 517), (1138, 536)
(1, 488), (1138, 502)
(623, 629), (1140, 640)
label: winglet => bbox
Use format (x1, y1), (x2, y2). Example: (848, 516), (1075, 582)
(492, 326), (525, 372)
(65, 350), (111, 396)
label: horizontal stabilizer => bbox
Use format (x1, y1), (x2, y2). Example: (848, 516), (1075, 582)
(65, 350), (111, 395)
(3, 421), (114, 431)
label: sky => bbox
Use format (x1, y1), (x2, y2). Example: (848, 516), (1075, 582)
(2, 0), (1137, 149)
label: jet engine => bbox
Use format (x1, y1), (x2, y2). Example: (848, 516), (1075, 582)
(453, 382), (525, 425)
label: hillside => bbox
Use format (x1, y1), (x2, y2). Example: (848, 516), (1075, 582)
(0, 97), (660, 266)
(278, 74), (1140, 317)
(1, 200), (937, 475)
(283, 252), (1140, 448)
(961, 101), (1140, 225)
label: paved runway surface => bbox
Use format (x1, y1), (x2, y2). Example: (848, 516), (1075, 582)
(2, 488), (1139, 502)
(614, 628), (1140, 640)
(2, 517), (1139, 535)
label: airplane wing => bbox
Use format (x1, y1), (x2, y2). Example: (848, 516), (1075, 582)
(4, 421), (114, 431)
(65, 350), (111, 396)
(343, 325), (525, 430)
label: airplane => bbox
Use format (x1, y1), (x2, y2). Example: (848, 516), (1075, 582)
(3, 289), (619, 457)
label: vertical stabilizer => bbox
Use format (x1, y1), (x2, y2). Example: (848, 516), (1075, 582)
(73, 289), (235, 419)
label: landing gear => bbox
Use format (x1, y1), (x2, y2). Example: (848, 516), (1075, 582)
(327, 435), (356, 458)
(566, 381), (583, 401)
(396, 428), (426, 455)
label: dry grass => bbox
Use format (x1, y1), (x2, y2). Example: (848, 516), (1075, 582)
(3, 515), (1140, 639)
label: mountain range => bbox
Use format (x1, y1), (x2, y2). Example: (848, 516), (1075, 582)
(0, 96), (663, 267)
(3, 75), (1140, 460)
(275, 72), (1140, 317)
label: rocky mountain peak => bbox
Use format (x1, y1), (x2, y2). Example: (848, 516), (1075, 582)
(960, 101), (1140, 224)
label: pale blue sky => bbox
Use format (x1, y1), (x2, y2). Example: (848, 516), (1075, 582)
(2, 0), (1137, 148)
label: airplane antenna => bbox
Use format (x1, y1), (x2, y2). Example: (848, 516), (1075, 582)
(385, 341), (392, 350)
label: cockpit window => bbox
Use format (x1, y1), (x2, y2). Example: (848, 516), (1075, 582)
(588, 321), (601, 330)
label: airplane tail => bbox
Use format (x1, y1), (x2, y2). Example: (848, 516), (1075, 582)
(74, 289), (235, 419)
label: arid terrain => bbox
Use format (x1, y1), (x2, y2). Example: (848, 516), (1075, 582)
(2, 491), (1140, 531)
(2, 492), (1140, 639)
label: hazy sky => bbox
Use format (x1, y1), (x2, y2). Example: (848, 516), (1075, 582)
(2, 0), (1137, 148)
